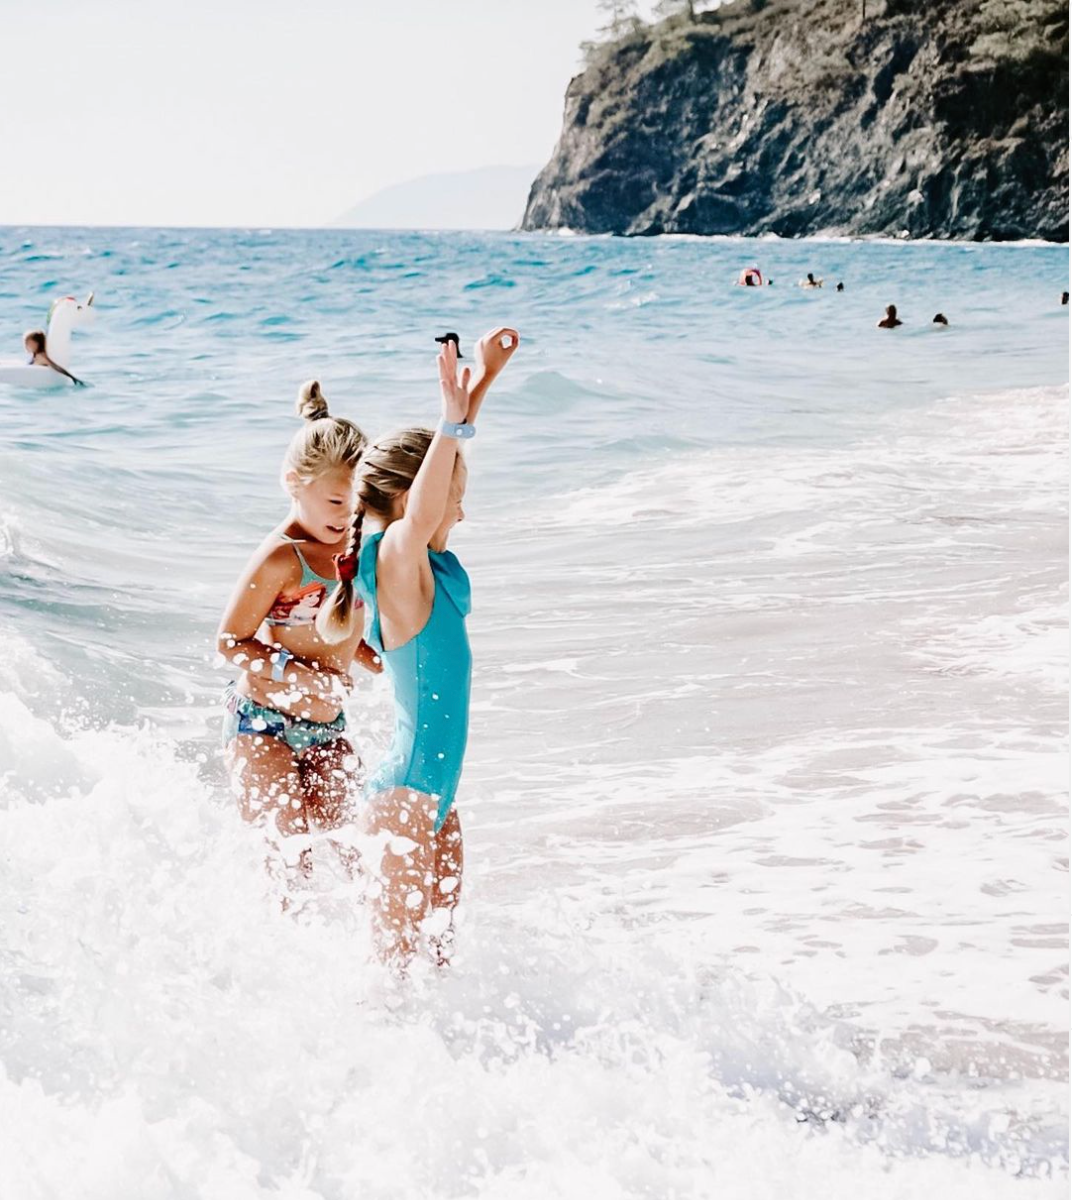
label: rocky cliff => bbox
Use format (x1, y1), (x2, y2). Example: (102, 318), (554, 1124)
(521, 0), (1069, 241)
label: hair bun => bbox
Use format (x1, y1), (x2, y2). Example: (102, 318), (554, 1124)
(296, 380), (330, 421)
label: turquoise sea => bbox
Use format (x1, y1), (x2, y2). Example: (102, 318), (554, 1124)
(0, 227), (1068, 1197)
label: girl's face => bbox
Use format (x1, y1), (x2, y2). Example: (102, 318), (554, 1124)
(288, 466), (355, 544)
(429, 459), (467, 551)
(24, 336), (41, 356)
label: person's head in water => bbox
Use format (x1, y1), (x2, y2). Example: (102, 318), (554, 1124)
(932, 313), (948, 326)
(836, 282), (844, 292)
(807, 273), (816, 284)
(317, 427), (468, 643)
(744, 274), (756, 286)
(281, 381), (367, 546)
(23, 330), (46, 359)
(1063, 292), (1069, 306)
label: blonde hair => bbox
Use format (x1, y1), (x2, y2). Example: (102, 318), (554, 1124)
(316, 427), (435, 643)
(282, 380), (367, 485)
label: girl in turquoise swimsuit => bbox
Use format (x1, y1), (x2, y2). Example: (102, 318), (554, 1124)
(217, 381), (381, 861)
(319, 327), (520, 967)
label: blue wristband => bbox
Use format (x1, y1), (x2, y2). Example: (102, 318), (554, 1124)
(271, 647), (294, 682)
(440, 419), (476, 440)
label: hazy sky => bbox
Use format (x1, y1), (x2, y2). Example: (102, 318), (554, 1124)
(0, 0), (640, 228)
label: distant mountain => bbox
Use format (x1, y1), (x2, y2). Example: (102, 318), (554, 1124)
(523, 0), (1068, 241)
(333, 165), (540, 231)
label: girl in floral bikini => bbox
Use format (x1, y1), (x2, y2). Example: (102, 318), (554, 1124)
(216, 381), (381, 851)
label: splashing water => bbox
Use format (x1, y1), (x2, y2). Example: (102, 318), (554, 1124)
(0, 227), (1067, 1195)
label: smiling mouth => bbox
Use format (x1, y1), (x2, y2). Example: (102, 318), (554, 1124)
(327, 524), (345, 534)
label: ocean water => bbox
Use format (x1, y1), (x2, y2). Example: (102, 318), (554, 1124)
(0, 226), (1068, 1198)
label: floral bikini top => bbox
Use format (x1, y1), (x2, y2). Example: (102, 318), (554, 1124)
(264, 535), (361, 628)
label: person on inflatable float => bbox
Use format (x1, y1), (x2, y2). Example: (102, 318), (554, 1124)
(24, 329), (84, 386)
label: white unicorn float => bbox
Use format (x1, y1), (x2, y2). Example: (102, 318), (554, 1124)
(0, 292), (95, 387)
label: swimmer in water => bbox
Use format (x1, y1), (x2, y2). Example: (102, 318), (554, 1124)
(877, 304), (903, 329)
(23, 329), (84, 386)
(836, 282), (845, 292)
(932, 313), (949, 326)
(800, 272), (824, 289)
(1062, 292), (1069, 306)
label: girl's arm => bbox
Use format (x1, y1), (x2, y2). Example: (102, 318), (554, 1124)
(217, 546), (350, 715)
(465, 327), (519, 426)
(42, 354), (85, 386)
(383, 329), (519, 563)
(354, 639), (383, 674)
(372, 332), (519, 647)
(384, 339), (472, 562)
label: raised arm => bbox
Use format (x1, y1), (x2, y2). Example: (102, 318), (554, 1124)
(386, 339), (472, 560)
(465, 327), (519, 426)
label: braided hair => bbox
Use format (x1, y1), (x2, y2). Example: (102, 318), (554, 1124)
(316, 427), (435, 643)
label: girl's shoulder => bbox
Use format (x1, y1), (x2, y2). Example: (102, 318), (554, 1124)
(245, 533), (303, 588)
(363, 526), (413, 581)
(366, 526), (435, 603)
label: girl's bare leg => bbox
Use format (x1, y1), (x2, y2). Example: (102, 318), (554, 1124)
(300, 737), (358, 829)
(363, 787), (437, 968)
(228, 735), (308, 837)
(227, 735), (317, 907)
(300, 738), (363, 876)
(429, 807), (464, 966)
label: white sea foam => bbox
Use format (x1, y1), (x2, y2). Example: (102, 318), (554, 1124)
(0, 694), (1066, 1197)
(457, 381), (1069, 1189)
(553, 385), (1068, 532)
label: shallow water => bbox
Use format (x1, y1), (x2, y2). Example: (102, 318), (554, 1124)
(0, 227), (1068, 1196)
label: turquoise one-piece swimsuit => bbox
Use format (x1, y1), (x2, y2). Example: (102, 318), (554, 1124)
(356, 530), (472, 832)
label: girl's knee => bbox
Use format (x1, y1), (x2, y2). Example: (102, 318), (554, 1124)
(301, 759), (360, 833)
